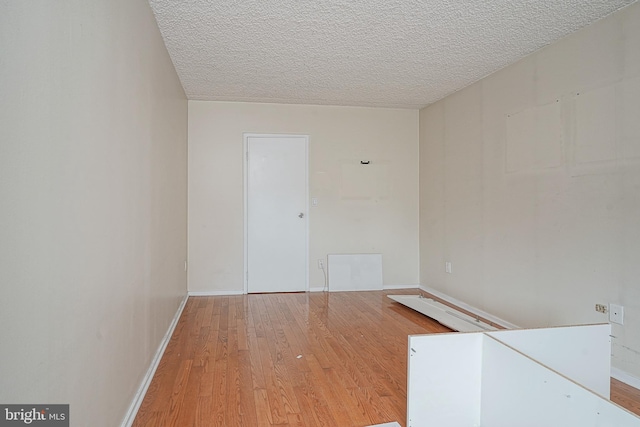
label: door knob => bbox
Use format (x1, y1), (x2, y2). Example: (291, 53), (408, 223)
(298, 213), (304, 218)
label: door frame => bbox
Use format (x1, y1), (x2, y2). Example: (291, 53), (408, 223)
(243, 133), (310, 294)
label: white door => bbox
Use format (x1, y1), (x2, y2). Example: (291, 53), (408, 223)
(246, 134), (308, 293)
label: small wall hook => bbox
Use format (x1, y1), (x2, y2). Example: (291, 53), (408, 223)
(360, 161), (370, 165)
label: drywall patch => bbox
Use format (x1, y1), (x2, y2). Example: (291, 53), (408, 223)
(505, 100), (563, 173)
(620, 76), (640, 159)
(574, 85), (617, 165)
(570, 77), (640, 176)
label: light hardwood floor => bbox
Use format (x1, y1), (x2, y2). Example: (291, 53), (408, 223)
(133, 289), (640, 426)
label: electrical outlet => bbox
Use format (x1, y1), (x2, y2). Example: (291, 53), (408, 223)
(318, 259), (324, 270)
(595, 304), (608, 314)
(609, 303), (624, 325)
(445, 261), (452, 274)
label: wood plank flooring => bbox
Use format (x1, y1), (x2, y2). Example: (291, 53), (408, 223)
(612, 378), (640, 416)
(133, 289), (640, 426)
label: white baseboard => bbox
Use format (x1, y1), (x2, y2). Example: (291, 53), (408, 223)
(190, 289), (332, 295)
(120, 294), (188, 427)
(188, 290), (244, 296)
(611, 367), (640, 390)
(310, 284), (418, 292)
(384, 283), (420, 290)
(189, 287), (419, 294)
(419, 284), (520, 330)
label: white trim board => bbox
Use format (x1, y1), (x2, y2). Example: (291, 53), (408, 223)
(487, 324), (612, 397)
(419, 285), (640, 391)
(328, 253), (383, 292)
(389, 295), (498, 332)
(120, 294), (188, 427)
(407, 325), (640, 427)
(419, 284), (519, 329)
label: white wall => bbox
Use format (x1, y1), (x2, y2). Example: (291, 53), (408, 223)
(420, 2), (640, 377)
(189, 101), (419, 293)
(0, 1), (187, 426)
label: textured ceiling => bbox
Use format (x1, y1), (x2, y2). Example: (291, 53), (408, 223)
(148, 0), (636, 109)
